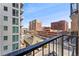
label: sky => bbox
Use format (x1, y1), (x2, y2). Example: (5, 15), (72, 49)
(22, 3), (71, 28)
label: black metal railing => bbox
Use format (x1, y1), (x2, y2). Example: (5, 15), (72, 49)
(4, 34), (78, 56)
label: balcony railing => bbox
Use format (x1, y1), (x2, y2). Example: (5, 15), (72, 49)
(4, 34), (78, 56)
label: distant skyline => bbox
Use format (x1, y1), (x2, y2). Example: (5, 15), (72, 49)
(22, 3), (71, 28)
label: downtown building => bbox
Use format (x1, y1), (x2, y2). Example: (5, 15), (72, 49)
(51, 20), (68, 31)
(38, 26), (57, 37)
(70, 3), (79, 55)
(29, 19), (42, 31)
(0, 3), (23, 55)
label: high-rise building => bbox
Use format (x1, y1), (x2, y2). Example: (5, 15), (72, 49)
(29, 19), (42, 31)
(70, 3), (79, 55)
(51, 20), (68, 31)
(0, 3), (23, 55)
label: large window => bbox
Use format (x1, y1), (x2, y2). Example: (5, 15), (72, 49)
(3, 45), (8, 51)
(13, 26), (19, 33)
(12, 3), (19, 8)
(12, 9), (19, 17)
(4, 16), (8, 21)
(12, 43), (18, 50)
(12, 18), (18, 25)
(4, 6), (8, 11)
(4, 26), (8, 30)
(12, 35), (19, 42)
(4, 36), (8, 40)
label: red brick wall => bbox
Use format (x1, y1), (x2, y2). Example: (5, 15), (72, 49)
(51, 20), (68, 31)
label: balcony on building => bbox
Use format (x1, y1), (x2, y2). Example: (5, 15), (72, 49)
(20, 3), (23, 9)
(20, 9), (24, 15)
(4, 32), (79, 56)
(20, 15), (24, 21)
(3, 3), (79, 56)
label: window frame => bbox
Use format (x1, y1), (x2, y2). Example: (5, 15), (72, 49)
(4, 6), (8, 11)
(4, 26), (8, 31)
(4, 36), (8, 40)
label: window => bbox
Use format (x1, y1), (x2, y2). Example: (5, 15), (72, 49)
(13, 26), (19, 33)
(12, 9), (19, 16)
(4, 36), (8, 40)
(12, 35), (19, 42)
(12, 3), (19, 8)
(4, 16), (8, 21)
(12, 18), (18, 25)
(4, 6), (8, 11)
(12, 9), (15, 16)
(4, 26), (8, 30)
(12, 43), (18, 50)
(3, 45), (8, 50)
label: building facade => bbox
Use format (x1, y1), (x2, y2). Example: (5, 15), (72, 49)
(29, 19), (42, 31)
(0, 3), (23, 55)
(70, 3), (79, 55)
(37, 27), (58, 37)
(70, 3), (79, 35)
(51, 20), (68, 31)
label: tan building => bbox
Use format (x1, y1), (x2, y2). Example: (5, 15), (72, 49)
(29, 19), (42, 31)
(37, 27), (58, 37)
(70, 3), (79, 55)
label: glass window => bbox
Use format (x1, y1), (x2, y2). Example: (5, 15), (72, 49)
(12, 3), (15, 7)
(12, 43), (18, 50)
(4, 6), (8, 11)
(12, 35), (19, 42)
(4, 36), (8, 40)
(12, 18), (18, 25)
(16, 4), (19, 8)
(72, 4), (77, 10)
(4, 16), (8, 21)
(12, 9), (19, 17)
(16, 10), (19, 16)
(4, 26), (8, 30)
(12, 9), (15, 16)
(12, 3), (19, 8)
(13, 26), (19, 33)
(3, 45), (8, 50)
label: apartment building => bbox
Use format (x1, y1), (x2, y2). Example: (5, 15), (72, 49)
(0, 3), (23, 55)
(70, 3), (79, 55)
(29, 19), (42, 31)
(51, 20), (68, 31)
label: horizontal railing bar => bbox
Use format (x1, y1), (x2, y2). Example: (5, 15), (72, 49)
(64, 35), (79, 37)
(4, 35), (63, 56)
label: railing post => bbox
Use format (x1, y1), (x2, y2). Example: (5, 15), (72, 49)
(48, 43), (50, 56)
(61, 35), (64, 56)
(56, 39), (57, 56)
(42, 46), (44, 56)
(33, 50), (35, 56)
(76, 36), (78, 56)
(52, 41), (54, 56)
(68, 36), (69, 56)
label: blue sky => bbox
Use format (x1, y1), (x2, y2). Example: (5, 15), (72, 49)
(22, 3), (71, 28)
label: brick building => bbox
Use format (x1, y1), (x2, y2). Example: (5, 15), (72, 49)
(51, 20), (68, 31)
(37, 27), (57, 37)
(29, 19), (42, 31)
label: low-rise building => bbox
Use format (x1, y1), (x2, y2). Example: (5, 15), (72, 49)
(51, 20), (68, 31)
